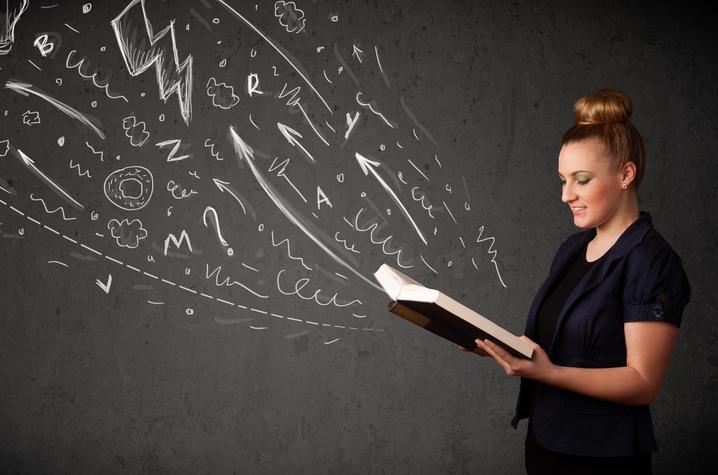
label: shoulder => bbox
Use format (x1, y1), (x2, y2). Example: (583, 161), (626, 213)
(621, 227), (692, 325)
(624, 227), (685, 271)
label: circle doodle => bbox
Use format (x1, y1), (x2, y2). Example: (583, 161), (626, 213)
(103, 165), (154, 211)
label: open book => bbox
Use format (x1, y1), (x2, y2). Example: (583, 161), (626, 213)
(373, 263), (533, 360)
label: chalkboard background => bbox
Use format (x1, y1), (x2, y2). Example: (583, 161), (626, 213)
(1, 1), (715, 473)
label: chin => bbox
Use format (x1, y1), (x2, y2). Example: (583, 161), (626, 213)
(572, 215), (593, 228)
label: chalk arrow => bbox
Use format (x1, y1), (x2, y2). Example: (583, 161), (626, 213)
(354, 152), (428, 246)
(352, 44), (365, 63)
(229, 125), (383, 292)
(229, 130), (254, 163)
(16, 148), (85, 210)
(212, 178), (246, 215)
(277, 122), (316, 163)
(96, 274), (112, 293)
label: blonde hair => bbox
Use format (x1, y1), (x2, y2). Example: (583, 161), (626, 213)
(562, 89), (645, 191)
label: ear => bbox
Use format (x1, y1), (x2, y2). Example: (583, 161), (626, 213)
(620, 161), (636, 185)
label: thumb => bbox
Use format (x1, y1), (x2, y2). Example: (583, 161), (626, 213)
(519, 335), (539, 347)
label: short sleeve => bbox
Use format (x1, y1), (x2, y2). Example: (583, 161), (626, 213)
(622, 245), (692, 327)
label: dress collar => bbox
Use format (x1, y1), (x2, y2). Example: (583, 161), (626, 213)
(559, 210), (653, 263)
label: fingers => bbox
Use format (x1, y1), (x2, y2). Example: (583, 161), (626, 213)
(477, 339), (512, 373)
(481, 339), (509, 360)
(455, 343), (489, 356)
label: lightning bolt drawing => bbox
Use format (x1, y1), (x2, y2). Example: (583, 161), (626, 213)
(111, 0), (193, 125)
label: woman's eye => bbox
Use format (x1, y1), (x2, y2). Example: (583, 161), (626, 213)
(578, 179), (590, 185)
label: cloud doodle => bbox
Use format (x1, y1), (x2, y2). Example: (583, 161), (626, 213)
(206, 77), (240, 110)
(274, 1), (306, 34)
(107, 218), (148, 249)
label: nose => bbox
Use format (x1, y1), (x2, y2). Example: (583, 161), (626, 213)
(561, 182), (577, 204)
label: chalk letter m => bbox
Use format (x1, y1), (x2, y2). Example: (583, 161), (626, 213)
(164, 230), (192, 255)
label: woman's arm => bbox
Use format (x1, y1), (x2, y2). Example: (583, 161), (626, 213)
(478, 321), (679, 406)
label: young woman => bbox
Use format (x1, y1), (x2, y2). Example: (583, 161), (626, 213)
(461, 89), (692, 474)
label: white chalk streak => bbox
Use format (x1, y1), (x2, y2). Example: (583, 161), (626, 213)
(297, 103), (329, 146)
(18, 150), (85, 211)
(355, 153), (427, 246)
(420, 254), (438, 274)
(231, 126), (380, 291)
(407, 158), (430, 182)
(5, 81), (105, 139)
(215, 0), (332, 114)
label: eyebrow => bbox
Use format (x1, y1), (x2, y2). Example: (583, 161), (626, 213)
(558, 170), (592, 177)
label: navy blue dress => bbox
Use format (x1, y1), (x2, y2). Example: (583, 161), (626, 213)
(524, 239), (653, 474)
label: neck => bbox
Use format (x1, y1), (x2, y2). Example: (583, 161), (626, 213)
(593, 195), (640, 247)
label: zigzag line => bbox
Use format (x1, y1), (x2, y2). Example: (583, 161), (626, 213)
(85, 141), (104, 161)
(69, 160), (91, 178)
(29, 193), (77, 221)
(271, 230), (312, 270)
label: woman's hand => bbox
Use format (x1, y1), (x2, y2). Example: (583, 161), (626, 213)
(476, 336), (558, 384)
(454, 342), (490, 357)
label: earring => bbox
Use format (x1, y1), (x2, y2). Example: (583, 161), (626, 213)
(622, 184), (627, 189)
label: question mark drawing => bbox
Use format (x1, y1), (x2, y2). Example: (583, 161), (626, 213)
(202, 206), (233, 256)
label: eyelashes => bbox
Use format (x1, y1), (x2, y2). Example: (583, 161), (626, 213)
(560, 179), (591, 186)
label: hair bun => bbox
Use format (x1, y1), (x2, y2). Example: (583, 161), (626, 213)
(573, 88), (632, 125)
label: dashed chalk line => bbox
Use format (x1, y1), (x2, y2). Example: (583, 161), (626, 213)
(1, 200), (382, 333)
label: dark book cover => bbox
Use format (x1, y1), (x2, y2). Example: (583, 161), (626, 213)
(388, 300), (532, 359)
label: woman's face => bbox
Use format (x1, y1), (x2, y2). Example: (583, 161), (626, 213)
(558, 138), (624, 229)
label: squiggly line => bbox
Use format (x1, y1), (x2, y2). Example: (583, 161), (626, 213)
(205, 263), (269, 298)
(65, 50), (129, 102)
(411, 186), (437, 218)
(474, 225), (507, 288)
(271, 230), (312, 270)
(356, 91), (395, 128)
(275, 268), (362, 308)
(204, 138), (222, 160)
(29, 193), (76, 221)
(352, 207), (413, 268)
(334, 231), (361, 254)
(69, 160), (91, 178)
(0, 198), (381, 332)
(85, 141), (104, 161)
